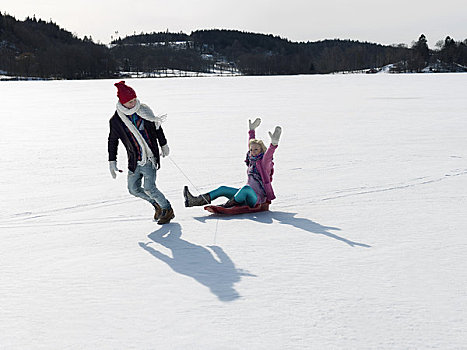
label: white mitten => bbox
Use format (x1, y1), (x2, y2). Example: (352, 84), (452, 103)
(109, 161), (122, 178)
(248, 118), (261, 130)
(268, 126), (282, 146)
(161, 144), (170, 157)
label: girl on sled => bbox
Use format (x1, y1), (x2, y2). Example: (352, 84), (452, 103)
(183, 118), (282, 211)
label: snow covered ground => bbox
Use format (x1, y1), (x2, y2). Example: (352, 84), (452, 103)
(1, 73), (466, 349)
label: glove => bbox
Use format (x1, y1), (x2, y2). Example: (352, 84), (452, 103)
(109, 161), (122, 179)
(161, 144), (170, 157)
(249, 118), (261, 130)
(268, 126), (282, 146)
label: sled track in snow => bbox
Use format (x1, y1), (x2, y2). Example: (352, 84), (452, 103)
(276, 168), (467, 208)
(320, 169), (467, 202)
(0, 197), (144, 229)
(0, 215), (151, 229)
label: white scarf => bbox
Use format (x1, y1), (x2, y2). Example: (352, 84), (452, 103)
(116, 99), (167, 168)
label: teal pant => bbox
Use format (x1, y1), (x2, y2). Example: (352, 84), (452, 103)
(209, 185), (258, 207)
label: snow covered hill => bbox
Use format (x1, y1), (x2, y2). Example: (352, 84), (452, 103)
(1, 74), (467, 349)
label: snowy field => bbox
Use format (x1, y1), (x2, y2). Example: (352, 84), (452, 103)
(1, 73), (466, 349)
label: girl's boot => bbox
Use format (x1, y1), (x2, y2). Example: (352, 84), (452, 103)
(221, 197), (240, 208)
(184, 186), (211, 207)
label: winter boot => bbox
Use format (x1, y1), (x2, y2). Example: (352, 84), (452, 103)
(221, 197), (240, 208)
(157, 206), (175, 225)
(184, 186), (211, 207)
(153, 202), (162, 221)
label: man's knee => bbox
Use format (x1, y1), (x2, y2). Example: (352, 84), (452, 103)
(128, 185), (142, 197)
(143, 182), (157, 196)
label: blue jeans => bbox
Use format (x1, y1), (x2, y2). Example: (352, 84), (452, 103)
(127, 163), (170, 209)
(209, 185), (258, 207)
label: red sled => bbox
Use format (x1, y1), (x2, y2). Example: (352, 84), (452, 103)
(204, 201), (270, 215)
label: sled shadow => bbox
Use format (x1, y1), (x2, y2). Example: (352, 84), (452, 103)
(195, 211), (371, 248)
(139, 223), (255, 302)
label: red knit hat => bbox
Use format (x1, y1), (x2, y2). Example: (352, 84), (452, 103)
(114, 81), (137, 104)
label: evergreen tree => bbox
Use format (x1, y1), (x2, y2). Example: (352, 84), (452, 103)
(409, 34), (430, 72)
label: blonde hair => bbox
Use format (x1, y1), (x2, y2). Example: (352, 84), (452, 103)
(249, 139), (267, 153)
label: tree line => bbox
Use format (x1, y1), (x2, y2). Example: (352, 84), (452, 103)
(1, 13), (466, 79)
(0, 13), (115, 79)
(390, 34), (467, 73)
(188, 30), (467, 74)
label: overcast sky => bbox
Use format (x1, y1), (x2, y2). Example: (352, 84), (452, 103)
(1, 0), (466, 47)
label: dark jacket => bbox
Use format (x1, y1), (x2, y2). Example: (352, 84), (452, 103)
(108, 111), (168, 172)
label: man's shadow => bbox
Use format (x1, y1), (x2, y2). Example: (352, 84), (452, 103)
(195, 211), (371, 248)
(139, 223), (255, 302)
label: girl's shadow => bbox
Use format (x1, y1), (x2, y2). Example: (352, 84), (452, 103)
(139, 223), (255, 302)
(195, 211), (371, 248)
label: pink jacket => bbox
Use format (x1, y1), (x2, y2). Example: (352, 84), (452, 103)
(248, 129), (277, 202)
